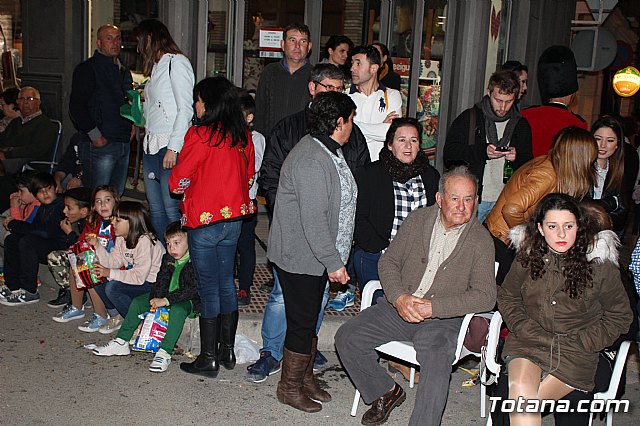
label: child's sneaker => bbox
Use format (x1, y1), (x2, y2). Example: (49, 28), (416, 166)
(0, 284), (14, 301)
(149, 349), (171, 372)
(245, 351), (282, 383)
(78, 313), (109, 333)
(237, 289), (251, 307)
(47, 288), (70, 308)
(327, 290), (355, 311)
(0, 289), (40, 306)
(99, 316), (123, 334)
(92, 338), (130, 356)
(52, 305), (85, 323)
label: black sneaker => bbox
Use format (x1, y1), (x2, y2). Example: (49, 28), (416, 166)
(237, 289), (251, 307)
(47, 288), (70, 308)
(258, 280), (274, 294)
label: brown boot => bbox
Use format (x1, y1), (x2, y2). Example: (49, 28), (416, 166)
(277, 348), (322, 413)
(303, 337), (331, 402)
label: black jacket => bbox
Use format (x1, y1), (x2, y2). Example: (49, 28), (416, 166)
(8, 196), (67, 246)
(353, 160), (440, 253)
(150, 253), (200, 313)
(258, 106), (371, 211)
(443, 105), (533, 201)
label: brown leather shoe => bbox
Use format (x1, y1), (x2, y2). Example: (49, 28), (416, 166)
(303, 337), (331, 402)
(361, 384), (406, 425)
(276, 348), (322, 413)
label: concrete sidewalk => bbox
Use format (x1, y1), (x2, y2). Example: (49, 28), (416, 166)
(1, 266), (639, 425)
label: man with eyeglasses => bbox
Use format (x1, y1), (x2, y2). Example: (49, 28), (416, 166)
(0, 86), (57, 174)
(247, 63), (370, 384)
(254, 23), (313, 137)
(349, 45), (403, 162)
(69, 24), (133, 196)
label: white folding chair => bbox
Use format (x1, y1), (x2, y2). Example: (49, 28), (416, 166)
(350, 279), (496, 417)
(588, 340), (632, 426)
(482, 311), (504, 426)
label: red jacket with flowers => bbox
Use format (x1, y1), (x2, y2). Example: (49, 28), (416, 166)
(169, 125), (255, 228)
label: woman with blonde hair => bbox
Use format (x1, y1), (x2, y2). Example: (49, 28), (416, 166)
(486, 126), (598, 283)
(134, 19), (195, 238)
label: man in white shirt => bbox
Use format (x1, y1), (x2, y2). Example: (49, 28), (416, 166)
(348, 45), (402, 161)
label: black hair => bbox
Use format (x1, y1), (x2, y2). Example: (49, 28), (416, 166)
(283, 23), (310, 39)
(385, 117), (423, 147)
(238, 89), (255, 117)
(2, 87), (20, 110)
(64, 187), (93, 210)
(501, 60), (528, 74)
(193, 76), (249, 148)
(517, 193), (594, 299)
(324, 35), (354, 55)
(351, 45), (382, 67)
(164, 220), (187, 241)
(28, 172), (56, 197)
(308, 91), (356, 136)
(15, 170), (37, 189)
(113, 201), (158, 249)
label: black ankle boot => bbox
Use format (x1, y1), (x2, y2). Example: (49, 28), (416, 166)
(180, 316), (220, 378)
(218, 310), (239, 370)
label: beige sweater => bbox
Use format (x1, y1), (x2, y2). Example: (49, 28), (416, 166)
(95, 234), (165, 285)
(378, 205), (497, 318)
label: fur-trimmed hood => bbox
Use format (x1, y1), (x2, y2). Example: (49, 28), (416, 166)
(508, 225), (619, 266)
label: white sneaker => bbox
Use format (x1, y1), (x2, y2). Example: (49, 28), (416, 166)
(99, 316), (123, 334)
(149, 349), (171, 373)
(92, 338), (130, 356)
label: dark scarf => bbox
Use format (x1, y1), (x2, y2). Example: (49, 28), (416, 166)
(476, 95), (521, 147)
(379, 145), (431, 184)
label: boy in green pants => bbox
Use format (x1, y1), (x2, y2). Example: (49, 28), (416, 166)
(92, 221), (199, 372)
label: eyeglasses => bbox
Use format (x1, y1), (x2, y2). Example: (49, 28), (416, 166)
(17, 96), (40, 103)
(314, 81), (345, 92)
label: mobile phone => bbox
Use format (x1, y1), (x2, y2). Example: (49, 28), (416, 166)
(496, 146), (509, 152)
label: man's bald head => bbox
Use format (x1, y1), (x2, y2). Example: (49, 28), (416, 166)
(96, 24), (122, 58)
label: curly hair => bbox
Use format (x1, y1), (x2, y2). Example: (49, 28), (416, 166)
(516, 193), (595, 299)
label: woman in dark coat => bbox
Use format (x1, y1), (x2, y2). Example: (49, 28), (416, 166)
(351, 117), (439, 290)
(498, 193), (632, 426)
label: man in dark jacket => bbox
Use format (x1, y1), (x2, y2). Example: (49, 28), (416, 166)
(260, 63), (371, 213)
(247, 63), (370, 384)
(443, 70), (532, 223)
(69, 24), (133, 195)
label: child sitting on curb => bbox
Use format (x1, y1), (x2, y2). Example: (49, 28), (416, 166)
(92, 221), (199, 372)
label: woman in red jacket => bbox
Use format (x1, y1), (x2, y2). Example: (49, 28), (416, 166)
(169, 76), (255, 379)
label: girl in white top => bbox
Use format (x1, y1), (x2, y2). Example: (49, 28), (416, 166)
(134, 19), (195, 238)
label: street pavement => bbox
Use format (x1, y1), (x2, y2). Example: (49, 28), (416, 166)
(1, 265), (639, 425)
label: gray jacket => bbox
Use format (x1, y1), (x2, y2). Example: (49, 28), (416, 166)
(267, 135), (348, 276)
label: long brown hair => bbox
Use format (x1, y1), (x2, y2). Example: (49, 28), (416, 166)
(548, 126), (598, 199)
(87, 185), (120, 227)
(133, 19), (183, 77)
(113, 201), (158, 249)
(592, 115), (625, 192)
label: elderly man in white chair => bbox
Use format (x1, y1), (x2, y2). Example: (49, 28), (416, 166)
(335, 165), (497, 426)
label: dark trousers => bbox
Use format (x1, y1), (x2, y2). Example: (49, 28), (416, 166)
(492, 233), (515, 286)
(335, 298), (462, 426)
(4, 233), (65, 293)
(275, 265), (326, 355)
(236, 212), (257, 293)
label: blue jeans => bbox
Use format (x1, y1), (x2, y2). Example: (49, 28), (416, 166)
(188, 221), (242, 318)
(77, 134), (130, 196)
(260, 267), (329, 361)
(93, 280), (152, 317)
(143, 148), (181, 239)
(354, 247), (384, 304)
(477, 201), (496, 224)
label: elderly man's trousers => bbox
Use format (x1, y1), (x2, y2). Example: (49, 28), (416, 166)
(335, 298), (462, 426)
